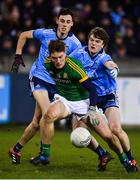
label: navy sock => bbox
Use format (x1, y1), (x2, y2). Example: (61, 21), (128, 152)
(13, 142), (23, 153)
(94, 145), (107, 158)
(125, 150), (134, 161)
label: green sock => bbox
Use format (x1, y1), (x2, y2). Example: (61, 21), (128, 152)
(119, 152), (127, 162)
(41, 144), (50, 157)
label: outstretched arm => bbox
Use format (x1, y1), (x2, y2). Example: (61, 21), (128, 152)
(16, 30), (33, 54)
(104, 60), (118, 69)
(104, 60), (119, 80)
(11, 30), (33, 72)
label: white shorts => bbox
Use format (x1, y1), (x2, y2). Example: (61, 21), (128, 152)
(54, 94), (89, 118)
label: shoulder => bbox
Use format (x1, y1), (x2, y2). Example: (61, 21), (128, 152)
(71, 46), (87, 57)
(67, 56), (80, 64)
(33, 28), (54, 36)
(66, 57), (87, 79)
(77, 46), (88, 58)
(43, 28), (55, 34)
(98, 50), (112, 61)
(68, 33), (81, 45)
(71, 46), (88, 56)
(78, 46), (87, 54)
(44, 57), (51, 65)
(66, 56), (85, 71)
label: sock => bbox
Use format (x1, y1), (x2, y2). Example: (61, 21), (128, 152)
(119, 152), (128, 163)
(13, 142), (23, 153)
(41, 144), (50, 157)
(94, 145), (107, 158)
(125, 150), (134, 161)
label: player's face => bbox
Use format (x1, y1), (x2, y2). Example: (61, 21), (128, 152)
(88, 35), (104, 56)
(56, 15), (73, 36)
(50, 51), (66, 69)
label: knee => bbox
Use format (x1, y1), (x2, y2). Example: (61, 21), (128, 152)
(43, 110), (57, 124)
(111, 127), (123, 136)
(104, 135), (113, 142)
(102, 131), (114, 142)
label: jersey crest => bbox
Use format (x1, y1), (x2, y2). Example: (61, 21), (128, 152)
(63, 72), (68, 79)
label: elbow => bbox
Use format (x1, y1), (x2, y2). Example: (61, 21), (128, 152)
(19, 32), (26, 40)
(19, 31), (32, 40)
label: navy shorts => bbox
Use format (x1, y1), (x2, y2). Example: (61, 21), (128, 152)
(29, 76), (57, 101)
(97, 93), (119, 113)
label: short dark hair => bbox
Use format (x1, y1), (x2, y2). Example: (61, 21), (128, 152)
(48, 40), (66, 55)
(88, 27), (109, 47)
(57, 8), (74, 21)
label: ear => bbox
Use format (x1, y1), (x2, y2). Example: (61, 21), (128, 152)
(71, 21), (74, 26)
(102, 43), (105, 48)
(56, 18), (59, 25)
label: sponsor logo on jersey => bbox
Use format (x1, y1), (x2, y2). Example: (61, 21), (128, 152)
(57, 74), (61, 78)
(63, 73), (68, 79)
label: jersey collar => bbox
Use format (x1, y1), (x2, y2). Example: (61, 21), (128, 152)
(53, 28), (73, 40)
(85, 46), (104, 59)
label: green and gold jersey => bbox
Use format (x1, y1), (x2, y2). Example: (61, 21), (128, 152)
(44, 56), (89, 101)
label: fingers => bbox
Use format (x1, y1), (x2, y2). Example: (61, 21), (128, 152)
(110, 68), (118, 79)
(15, 54), (26, 67)
(21, 61), (26, 67)
(11, 63), (19, 73)
(11, 54), (26, 72)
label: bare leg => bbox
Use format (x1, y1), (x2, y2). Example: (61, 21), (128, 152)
(88, 112), (123, 155)
(41, 100), (69, 144)
(8, 90), (51, 164)
(19, 102), (41, 145)
(19, 90), (51, 145)
(105, 107), (139, 171)
(105, 107), (130, 152)
(71, 114), (113, 171)
(30, 100), (69, 165)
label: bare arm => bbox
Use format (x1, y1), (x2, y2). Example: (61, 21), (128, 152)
(16, 30), (34, 54)
(104, 60), (118, 69)
(104, 60), (119, 79)
(11, 30), (34, 72)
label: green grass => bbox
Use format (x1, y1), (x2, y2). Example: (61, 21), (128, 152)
(0, 124), (140, 179)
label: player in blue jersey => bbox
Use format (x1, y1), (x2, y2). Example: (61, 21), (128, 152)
(8, 8), (82, 164)
(70, 27), (139, 172)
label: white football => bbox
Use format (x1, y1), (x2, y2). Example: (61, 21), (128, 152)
(70, 127), (92, 148)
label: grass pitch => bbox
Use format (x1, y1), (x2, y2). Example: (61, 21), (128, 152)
(0, 124), (140, 179)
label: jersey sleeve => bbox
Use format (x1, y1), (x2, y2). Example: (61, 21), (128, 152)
(67, 57), (88, 83)
(69, 48), (85, 66)
(101, 54), (112, 65)
(69, 49), (81, 60)
(33, 28), (45, 40)
(67, 35), (82, 55)
(70, 42), (82, 54)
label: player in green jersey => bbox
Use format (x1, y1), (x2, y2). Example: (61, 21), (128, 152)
(30, 40), (136, 172)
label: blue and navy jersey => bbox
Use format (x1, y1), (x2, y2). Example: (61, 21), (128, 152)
(29, 28), (82, 84)
(70, 46), (117, 96)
